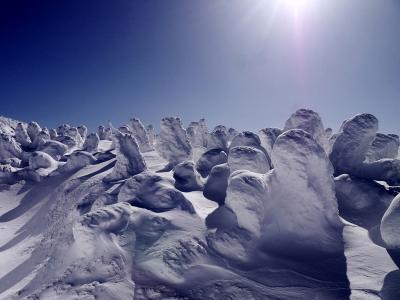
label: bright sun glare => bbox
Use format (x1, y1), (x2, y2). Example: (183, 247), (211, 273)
(280, 0), (313, 12)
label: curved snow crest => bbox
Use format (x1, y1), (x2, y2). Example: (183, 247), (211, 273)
(155, 117), (192, 166)
(103, 132), (147, 183)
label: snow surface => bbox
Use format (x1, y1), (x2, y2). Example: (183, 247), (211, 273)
(0, 112), (399, 299)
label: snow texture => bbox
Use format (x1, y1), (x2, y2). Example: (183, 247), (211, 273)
(187, 118), (208, 148)
(83, 133), (100, 153)
(228, 146), (270, 174)
(103, 132), (146, 182)
(129, 118), (153, 152)
(195, 148), (228, 178)
(173, 161), (204, 192)
(155, 117), (192, 167)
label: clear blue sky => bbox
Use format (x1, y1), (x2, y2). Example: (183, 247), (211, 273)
(1, 0), (399, 134)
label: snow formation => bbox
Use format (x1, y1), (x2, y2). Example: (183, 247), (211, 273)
(0, 110), (399, 299)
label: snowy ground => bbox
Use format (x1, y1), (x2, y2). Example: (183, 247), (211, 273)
(0, 149), (397, 299)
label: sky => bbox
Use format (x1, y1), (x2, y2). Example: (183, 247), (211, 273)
(0, 0), (399, 134)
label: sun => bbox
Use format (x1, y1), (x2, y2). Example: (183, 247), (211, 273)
(280, 0), (313, 12)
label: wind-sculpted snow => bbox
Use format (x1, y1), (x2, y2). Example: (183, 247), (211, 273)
(155, 117), (192, 167)
(335, 174), (394, 211)
(103, 133), (146, 182)
(381, 194), (400, 267)
(129, 118), (153, 152)
(118, 171), (195, 213)
(228, 146), (270, 174)
(58, 151), (96, 173)
(330, 113), (379, 173)
(0, 133), (22, 161)
(258, 127), (282, 157)
(196, 148), (227, 177)
(365, 133), (399, 162)
(83, 133), (100, 153)
(173, 161), (204, 192)
(27, 121), (42, 141)
(77, 125), (88, 142)
(98, 125), (112, 140)
(15, 122), (31, 147)
(1, 111), (400, 299)
(330, 113), (400, 185)
(210, 129), (344, 266)
(187, 118), (208, 148)
(203, 163), (230, 205)
(146, 124), (155, 148)
(284, 109), (328, 148)
(207, 127), (228, 152)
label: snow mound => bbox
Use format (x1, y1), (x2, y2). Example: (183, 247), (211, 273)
(118, 171), (195, 213)
(83, 133), (100, 153)
(203, 163), (230, 204)
(330, 113), (400, 185)
(58, 151), (97, 173)
(38, 140), (68, 160)
(381, 194), (400, 266)
(207, 127), (228, 152)
(187, 118), (208, 148)
(228, 146), (270, 174)
(155, 117), (192, 167)
(0, 116), (20, 135)
(210, 129), (344, 264)
(335, 174), (394, 211)
(196, 148), (227, 177)
(329, 113), (378, 174)
(27, 121), (42, 141)
(146, 124), (155, 148)
(103, 133), (147, 182)
(98, 125), (112, 140)
(129, 118), (153, 152)
(284, 108), (327, 147)
(77, 125), (88, 142)
(258, 127), (282, 157)
(15, 122), (32, 147)
(173, 161), (204, 192)
(365, 133), (399, 163)
(0, 133), (22, 161)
